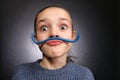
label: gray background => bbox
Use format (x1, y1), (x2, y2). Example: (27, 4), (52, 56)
(0, 0), (118, 80)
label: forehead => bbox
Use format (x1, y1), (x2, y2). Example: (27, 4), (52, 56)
(36, 7), (72, 22)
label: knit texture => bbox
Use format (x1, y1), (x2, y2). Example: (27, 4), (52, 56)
(12, 59), (95, 80)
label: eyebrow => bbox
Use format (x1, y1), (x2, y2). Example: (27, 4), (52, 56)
(37, 17), (71, 25)
(58, 17), (70, 22)
(37, 19), (48, 24)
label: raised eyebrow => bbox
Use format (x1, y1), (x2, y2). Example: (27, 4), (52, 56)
(37, 19), (48, 24)
(37, 18), (71, 24)
(59, 17), (71, 23)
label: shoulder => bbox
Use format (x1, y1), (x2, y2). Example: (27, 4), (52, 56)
(72, 63), (95, 80)
(14, 59), (40, 72)
(15, 60), (38, 71)
(12, 59), (40, 80)
(73, 64), (92, 74)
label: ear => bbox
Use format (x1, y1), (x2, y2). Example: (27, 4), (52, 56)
(72, 30), (76, 40)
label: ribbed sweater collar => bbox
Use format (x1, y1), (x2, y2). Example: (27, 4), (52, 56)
(35, 59), (74, 75)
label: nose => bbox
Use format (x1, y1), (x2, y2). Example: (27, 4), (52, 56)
(49, 27), (59, 38)
(50, 35), (59, 38)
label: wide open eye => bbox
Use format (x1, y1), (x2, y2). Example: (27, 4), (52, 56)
(60, 25), (67, 30)
(41, 26), (48, 31)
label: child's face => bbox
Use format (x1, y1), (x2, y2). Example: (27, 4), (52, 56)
(35, 7), (75, 58)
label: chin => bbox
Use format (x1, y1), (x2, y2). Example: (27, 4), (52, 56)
(43, 47), (67, 58)
(41, 43), (71, 58)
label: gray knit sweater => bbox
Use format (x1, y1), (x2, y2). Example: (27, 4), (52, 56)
(12, 59), (95, 80)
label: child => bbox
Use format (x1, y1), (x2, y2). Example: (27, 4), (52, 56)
(12, 6), (95, 80)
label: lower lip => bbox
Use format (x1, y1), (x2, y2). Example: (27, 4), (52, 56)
(46, 40), (62, 46)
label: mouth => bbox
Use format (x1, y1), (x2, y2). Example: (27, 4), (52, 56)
(46, 40), (63, 46)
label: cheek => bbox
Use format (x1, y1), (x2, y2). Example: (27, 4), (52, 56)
(62, 32), (73, 40)
(36, 34), (48, 41)
(66, 30), (73, 39)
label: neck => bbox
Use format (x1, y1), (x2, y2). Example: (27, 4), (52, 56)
(40, 55), (67, 69)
